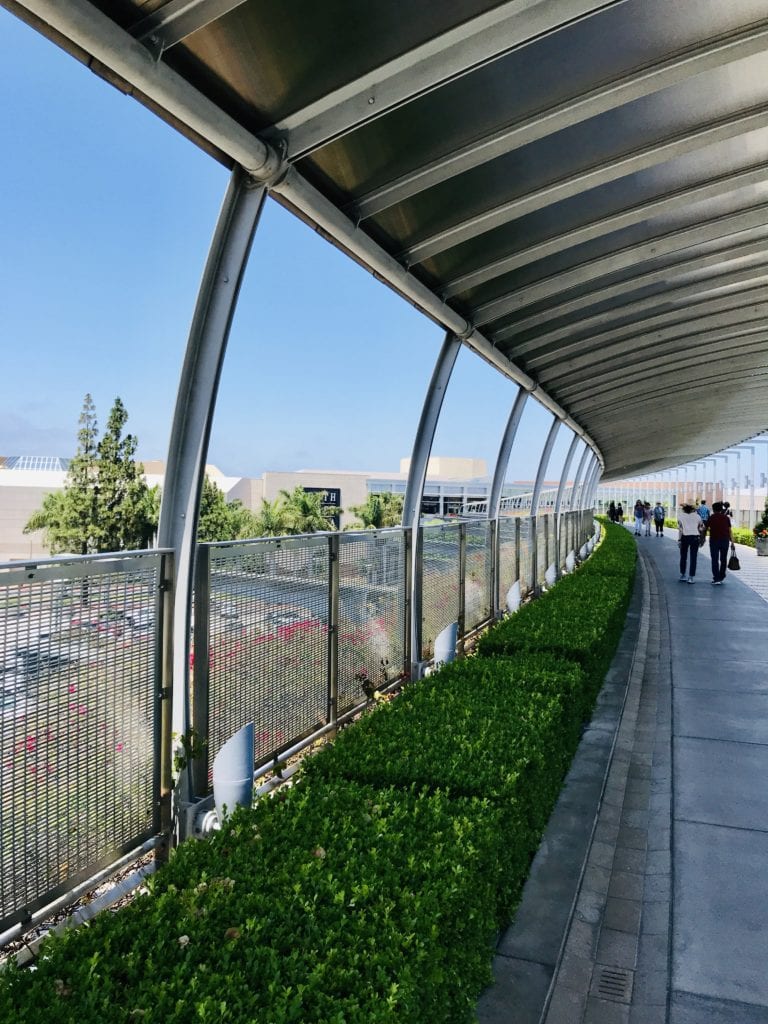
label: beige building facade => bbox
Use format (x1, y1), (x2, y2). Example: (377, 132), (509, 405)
(0, 456), (492, 562)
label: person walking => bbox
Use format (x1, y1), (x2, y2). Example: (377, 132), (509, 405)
(678, 502), (704, 583)
(608, 500), (617, 523)
(697, 499), (711, 525)
(653, 501), (666, 536)
(642, 501), (653, 536)
(633, 499), (644, 536)
(703, 500), (733, 584)
(616, 502), (624, 524)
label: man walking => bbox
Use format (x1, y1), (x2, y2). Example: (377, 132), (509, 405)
(703, 501), (733, 585)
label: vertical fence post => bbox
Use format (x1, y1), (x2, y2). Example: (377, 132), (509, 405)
(458, 522), (467, 655)
(327, 533), (340, 729)
(544, 514), (550, 579)
(515, 517), (521, 589)
(403, 527), (413, 677)
(412, 525), (424, 676)
(156, 551), (175, 862)
(190, 548), (211, 799)
(490, 518), (499, 620)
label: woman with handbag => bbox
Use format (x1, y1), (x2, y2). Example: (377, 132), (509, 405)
(678, 503), (704, 583)
(703, 501), (733, 585)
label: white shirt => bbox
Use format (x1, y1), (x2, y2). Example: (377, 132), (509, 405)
(678, 510), (702, 536)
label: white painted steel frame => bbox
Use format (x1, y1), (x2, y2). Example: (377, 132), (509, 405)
(530, 417), (561, 593)
(402, 331), (461, 677)
(157, 169), (266, 780)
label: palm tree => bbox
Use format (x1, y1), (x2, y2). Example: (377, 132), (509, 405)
(252, 496), (289, 537)
(347, 492), (403, 530)
(278, 487), (340, 534)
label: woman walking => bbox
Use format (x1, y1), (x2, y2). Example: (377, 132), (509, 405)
(633, 499), (644, 536)
(678, 503), (703, 583)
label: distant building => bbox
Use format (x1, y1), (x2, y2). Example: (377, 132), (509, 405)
(0, 455), (505, 562)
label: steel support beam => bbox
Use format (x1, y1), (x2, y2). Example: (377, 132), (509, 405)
(402, 332), (461, 677)
(553, 433), (582, 576)
(530, 417), (560, 593)
(14, 0), (282, 179)
(569, 444), (593, 515)
(157, 168), (266, 785)
(488, 388), (529, 520)
(402, 332), (461, 529)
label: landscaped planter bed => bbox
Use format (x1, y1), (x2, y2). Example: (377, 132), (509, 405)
(0, 521), (636, 1023)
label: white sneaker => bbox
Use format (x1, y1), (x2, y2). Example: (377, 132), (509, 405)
(687, 577), (695, 584)
(679, 574), (687, 581)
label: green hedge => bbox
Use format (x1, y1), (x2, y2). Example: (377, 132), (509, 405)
(0, 781), (502, 1024)
(0, 520), (637, 1023)
(304, 654), (585, 909)
(476, 525), (634, 716)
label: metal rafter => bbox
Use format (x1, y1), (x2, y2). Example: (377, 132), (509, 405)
(510, 268), (768, 362)
(353, 17), (768, 220)
(528, 294), (768, 377)
(491, 233), (768, 342)
(441, 136), (768, 296)
(129, 0), (248, 51)
(265, 0), (622, 159)
(476, 203), (768, 326)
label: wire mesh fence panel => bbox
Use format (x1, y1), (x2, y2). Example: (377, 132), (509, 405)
(0, 552), (163, 935)
(337, 531), (406, 711)
(465, 521), (491, 633)
(420, 523), (461, 661)
(497, 517), (518, 610)
(203, 537), (330, 773)
(518, 517), (534, 596)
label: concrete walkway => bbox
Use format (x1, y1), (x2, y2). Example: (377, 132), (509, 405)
(477, 530), (768, 1023)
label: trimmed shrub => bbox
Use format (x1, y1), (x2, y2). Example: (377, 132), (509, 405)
(0, 780), (502, 1024)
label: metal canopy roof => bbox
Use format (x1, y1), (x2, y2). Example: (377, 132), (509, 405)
(9, 0), (768, 479)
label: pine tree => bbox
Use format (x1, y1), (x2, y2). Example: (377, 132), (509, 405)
(24, 395), (158, 554)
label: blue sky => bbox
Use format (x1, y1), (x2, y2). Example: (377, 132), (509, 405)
(0, 8), (571, 483)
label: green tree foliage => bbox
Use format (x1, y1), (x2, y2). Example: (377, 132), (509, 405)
(278, 486), (341, 533)
(24, 394), (158, 554)
(347, 492), (404, 530)
(251, 495), (289, 537)
(197, 476), (257, 542)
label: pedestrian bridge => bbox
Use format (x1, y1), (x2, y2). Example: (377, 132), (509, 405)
(3, 2), (768, 1020)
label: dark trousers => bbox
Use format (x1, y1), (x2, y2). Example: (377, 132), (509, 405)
(680, 535), (699, 577)
(710, 537), (730, 581)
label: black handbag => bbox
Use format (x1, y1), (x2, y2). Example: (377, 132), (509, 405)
(727, 545), (740, 571)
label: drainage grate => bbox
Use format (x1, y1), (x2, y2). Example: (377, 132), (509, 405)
(594, 966), (634, 1004)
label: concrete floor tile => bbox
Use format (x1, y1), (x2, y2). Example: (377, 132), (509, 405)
(674, 736), (768, 831)
(603, 897), (642, 935)
(674, 690), (768, 745)
(674, 821), (768, 1005)
(584, 995), (630, 1023)
(609, 870), (644, 902)
(670, 989), (768, 1023)
(476, 955), (553, 1024)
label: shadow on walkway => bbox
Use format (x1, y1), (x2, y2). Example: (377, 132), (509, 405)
(477, 529), (768, 1024)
